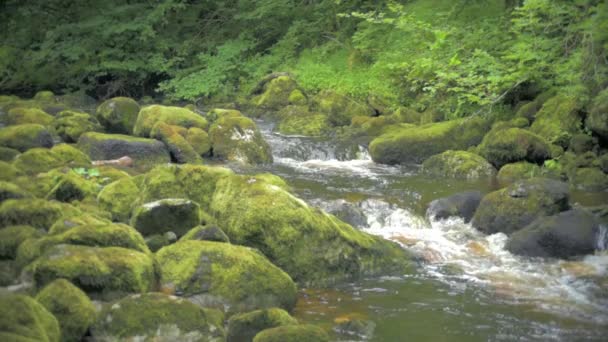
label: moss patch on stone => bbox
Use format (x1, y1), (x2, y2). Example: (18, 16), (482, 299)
(497, 162), (542, 184)
(97, 177), (140, 222)
(134, 105), (208, 137)
(96, 97), (140, 134)
(228, 308), (298, 342)
(0, 225), (43, 259)
(187, 127), (212, 156)
(2, 107), (54, 126)
(0, 198), (74, 230)
(422, 150), (496, 179)
(253, 325), (330, 342)
(477, 128), (551, 168)
(0, 292), (61, 342)
(131, 198), (201, 237)
(530, 94), (582, 147)
(0, 124), (53, 152)
(53, 110), (102, 143)
(151, 122), (202, 164)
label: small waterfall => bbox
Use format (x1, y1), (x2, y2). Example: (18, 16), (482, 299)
(598, 225), (608, 251)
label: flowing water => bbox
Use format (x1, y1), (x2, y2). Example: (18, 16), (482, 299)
(231, 121), (608, 341)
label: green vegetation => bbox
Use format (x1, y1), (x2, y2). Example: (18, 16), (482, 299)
(0, 293), (61, 342)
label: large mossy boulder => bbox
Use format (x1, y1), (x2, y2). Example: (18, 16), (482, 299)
(134, 105), (208, 137)
(131, 198), (201, 237)
(77, 132), (170, 166)
(227, 308), (298, 342)
(53, 110), (102, 143)
(90, 292), (225, 342)
(209, 115), (273, 164)
(0, 146), (20, 161)
(0, 124), (53, 152)
(276, 107), (330, 137)
(477, 128), (551, 168)
(255, 75), (306, 110)
(151, 122), (202, 164)
(506, 209), (599, 258)
(0, 198), (74, 230)
(570, 167), (608, 192)
(530, 94), (582, 147)
(12, 145), (91, 175)
(97, 177), (140, 222)
(369, 117), (491, 164)
(186, 127), (212, 156)
(0, 161), (21, 181)
(29, 244), (155, 296)
(0, 293), (61, 342)
(180, 225), (230, 243)
(253, 325), (330, 342)
(315, 91), (375, 127)
(0, 225), (43, 259)
(0, 180), (29, 202)
(421, 150), (496, 179)
(96, 97), (140, 134)
(35, 279), (97, 342)
(472, 178), (570, 235)
(2, 107), (54, 126)
(496, 161), (542, 184)
(45, 169), (99, 203)
(586, 88), (608, 140)
(156, 240), (297, 314)
(426, 191), (483, 223)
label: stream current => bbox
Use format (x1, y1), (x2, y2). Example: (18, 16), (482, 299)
(228, 121), (608, 341)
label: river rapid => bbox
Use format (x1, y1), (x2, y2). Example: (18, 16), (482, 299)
(227, 121), (608, 341)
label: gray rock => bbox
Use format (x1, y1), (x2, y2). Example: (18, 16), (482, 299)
(426, 191), (482, 223)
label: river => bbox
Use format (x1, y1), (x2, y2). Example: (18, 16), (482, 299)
(227, 120), (608, 341)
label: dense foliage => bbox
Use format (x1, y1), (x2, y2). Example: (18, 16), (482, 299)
(1, 0), (607, 117)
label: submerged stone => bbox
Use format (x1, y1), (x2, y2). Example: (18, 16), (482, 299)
(426, 191), (483, 223)
(253, 325), (330, 342)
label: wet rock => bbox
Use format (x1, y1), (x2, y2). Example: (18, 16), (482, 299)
(321, 199), (368, 229)
(497, 161), (542, 184)
(96, 97), (140, 134)
(0, 124), (53, 152)
(472, 178), (570, 235)
(426, 191), (483, 223)
(253, 324), (330, 342)
(227, 308), (298, 342)
(0, 293), (60, 342)
(333, 318), (376, 341)
(209, 115), (273, 165)
(131, 198), (201, 237)
(90, 293), (225, 341)
(422, 150), (496, 179)
(156, 240), (297, 314)
(506, 209), (599, 258)
(77, 132), (170, 166)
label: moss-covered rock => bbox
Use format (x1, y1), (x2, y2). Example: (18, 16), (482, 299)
(145, 232), (177, 252)
(157, 240), (297, 314)
(477, 128), (551, 168)
(131, 198), (201, 237)
(77, 132), (170, 166)
(48, 212), (111, 235)
(209, 115), (273, 164)
(277, 109), (330, 137)
(35, 279), (96, 342)
(90, 292), (225, 341)
(421, 150), (496, 179)
(496, 162), (542, 184)
(16, 222), (150, 267)
(0, 146), (19, 161)
(2, 107), (54, 126)
(0, 124), (53, 152)
(568, 134), (596, 154)
(255, 75), (303, 110)
(29, 244), (155, 296)
(96, 97), (140, 134)
(0, 293), (61, 342)
(46, 169), (99, 202)
(0, 225), (43, 259)
(253, 325), (330, 342)
(134, 105), (208, 137)
(0, 260), (17, 286)
(585, 88), (608, 140)
(227, 308), (298, 342)
(472, 178), (570, 235)
(205, 108), (243, 124)
(151, 122), (202, 164)
(187, 127), (212, 156)
(530, 95), (582, 147)
(53, 110), (103, 142)
(97, 177), (140, 222)
(315, 90), (375, 127)
(0, 199), (72, 230)
(209, 172), (412, 285)
(570, 167), (608, 192)
(369, 117), (491, 164)
(506, 209), (599, 259)
(50, 143), (92, 165)
(0, 180), (29, 202)
(13, 145), (90, 175)
(0, 161), (21, 181)
(599, 154), (608, 173)
(180, 225), (230, 243)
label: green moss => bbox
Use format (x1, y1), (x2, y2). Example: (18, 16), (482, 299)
(568, 134), (595, 154)
(209, 115), (273, 164)
(0, 260), (17, 286)
(145, 232), (177, 252)
(586, 88), (608, 140)
(97, 177), (140, 222)
(157, 240), (297, 314)
(131, 198), (202, 237)
(0, 161), (22, 181)
(210, 173), (412, 285)
(186, 127), (212, 156)
(255, 76), (299, 110)
(134, 105), (208, 137)
(228, 308), (298, 342)
(278, 113), (330, 137)
(53, 110), (102, 143)
(96, 97), (141, 134)
(12, 148), (63, 175)
(206, 108), (243, 124)
(48, 213), (111, 235)
(0, 199), (73, 230)
(370, 117), (491, 164)
(34, 91), (56, 103)
(180, 225), (230, 243)
(90, 293), (226, 341)
(0, 292), (60, 342)
(0, 181), (29, 202)
(315, 90), (374, 127)
(571, 167), (608, 192)
(288, 89), (307, 106)
(30, 244), (156, 297)
(0, 225), (43, 259)
(46, 170), (99, 202)
(530, 94), (582, 147)
(477, 128), (551, 168)
(35, 279), (96, 342)
(472, 178), (570, 235)
(2, 107), (54, 126)
(394, 107), (423, 125)
(51, 143), (92, 165)
(0, 124), (53, 152)
(77, 132), (170, 166)
(253, 325), (330, 342)
(497, 162), (542, 184)
(151, 123), (202, 164)
(421, 150), (496, 179)
(0, 146), (20, 161)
